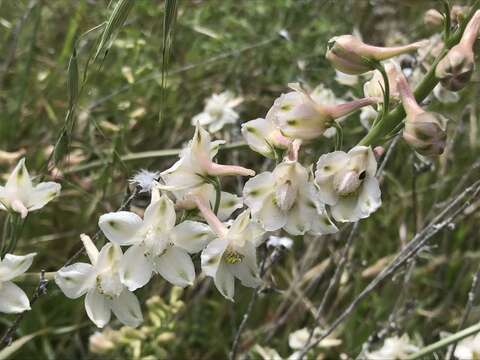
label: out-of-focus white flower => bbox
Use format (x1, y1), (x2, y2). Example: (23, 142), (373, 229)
(191, 91), (243, 133)
(366, 334), (419, 360)
(129, 169), (159, 193)
(160, 124), (255, 191)
(360, 106), (378, 130)
(454, 332), (480, 359)
(244, 145), (337, 235)
(288, 327), (342, 360)
(89, 330), (115, 354)
(335, 70), (359, 86)
(174, 183), (243, 221)
(241, 117), (291, 159)
(363, 60), (402, 102)
(433, 83), (460, 104)
(268, 83), (376, 140)
(315, 146), (381, 222)
(252, 345), (283, 360)
(98, 188), (214, 290)
(267, 235), (293, 250)
(55, 235), (143, 328)
(197, 197), (265, 301)
(0, 158), (61, 218)
(0, 253), (36, 313)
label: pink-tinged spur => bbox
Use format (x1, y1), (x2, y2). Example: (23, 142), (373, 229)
(195, 197), (265, 301)
(55, 235), (143, 328)
(326, 34), (425, 75)
(160, 124), (255, 192)
(0, 252), (36, 313)
(315, 146), (381, 222)
(267, 83), (377, 141)
(0, 158), (61, 218)
(243, 141), (337, 236)
(436, 10), (480, 91)
(396, 73), (447, 156)
(98, 187), (214, 291)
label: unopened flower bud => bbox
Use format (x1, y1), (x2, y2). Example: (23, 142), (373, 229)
(435, 10), (480, 91)
(397, 73), (447, 156)
(326, 35), (424, 75)
(363, 60), (402, 102)
(424, 9), (443, 28)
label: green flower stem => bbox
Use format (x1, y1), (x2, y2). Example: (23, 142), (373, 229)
(14, 272), (56, 284)
(358, 3), (479, 147)
(406, 322), (480, 360)
(212, 177), (222, 216)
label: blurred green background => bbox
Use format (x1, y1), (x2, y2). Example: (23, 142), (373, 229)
(1, 0), (480, 358)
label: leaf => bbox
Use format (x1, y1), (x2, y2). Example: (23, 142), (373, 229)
(94, 0), (135, 62)
(0, 330), (46, 360)
(67, 47), (78, 109)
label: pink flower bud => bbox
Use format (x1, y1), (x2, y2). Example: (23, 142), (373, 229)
(326, 35), (425, 75)
(435, 10), (480, 91)
(397, 73), (447, 156)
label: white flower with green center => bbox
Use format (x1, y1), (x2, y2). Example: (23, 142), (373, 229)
(243, 158), (337, 236)
(160, 124), (255, 192)
(241, 117), (291, 159)
(195, 197), (265, 301)
(191, 91), (243, 133)
(315, 146), (381, 222)
(267, 83), (376, 141)
(0, 158), (61, 218)
(55, 235), (143, 328)
(366, 334), (419, 360)
(0, 252), (36, 313)
(98, 188), (214, 291)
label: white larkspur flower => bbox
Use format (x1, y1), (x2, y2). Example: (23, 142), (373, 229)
(288, 327), (342, 360)
(173, 182), (243, 221)
(241, 117), (291, 159)
(55, 235), (143, 328)
(191, 91), (243, 133)
(454, 332), (480, 359)
(334, 70), (359, 87)
(128, 169), (160, 193)
(0, 252), (36, 313)
(315, 146), (381, 222)
(196, 197), (265, 301)
(366, 334), (419, 360)
(0, 158), (61, 218)
(98, 188), (214, 291)
(268, 83), (376, 140)
(160, 124), (255, 192)
(244, 143), (337, 235)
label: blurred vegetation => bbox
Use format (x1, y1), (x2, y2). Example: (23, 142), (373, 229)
(0, 0), (480, 359)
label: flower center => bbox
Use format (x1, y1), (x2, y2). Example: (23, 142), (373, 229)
(223, 248), (244, 264)
(333, 170), (364, 196)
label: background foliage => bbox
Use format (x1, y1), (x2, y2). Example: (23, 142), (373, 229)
(0, 0), (479, 358)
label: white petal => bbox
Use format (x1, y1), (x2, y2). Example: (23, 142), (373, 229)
(241, 118), (277, 158)
(85, 289), (111, 328)
(192, 112), (214, 126)
(26, 182), (61, 211)
(315, 151), (349, 205)
(0, 253), (36, 282)
(243, 172), (275, 213)
(216, 191), (243, 221)
(98, 211), (143, 245)
(228, 210), (252, 236)
(5, 158), (33, 196)
(54, 263), (96, 299)
(160, 157), (204, 191)
(95, 243), (123, 273)
(143, 194), (176, 231)
(229, 263), (261, 288)
(0, 281), (31, 313)
(214, 262), (235, 301)
(356, 176), (381, 219)
(201, 238), (228, 278)
(80, 234), (99, 266)
(171, 221), (214, 253)
(111, 289), (143, 328)
(154, 247), (195, 287)
(255, 193), (286, 231)
(331, 194), (361, 222)
(119, 245), (153, 291)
